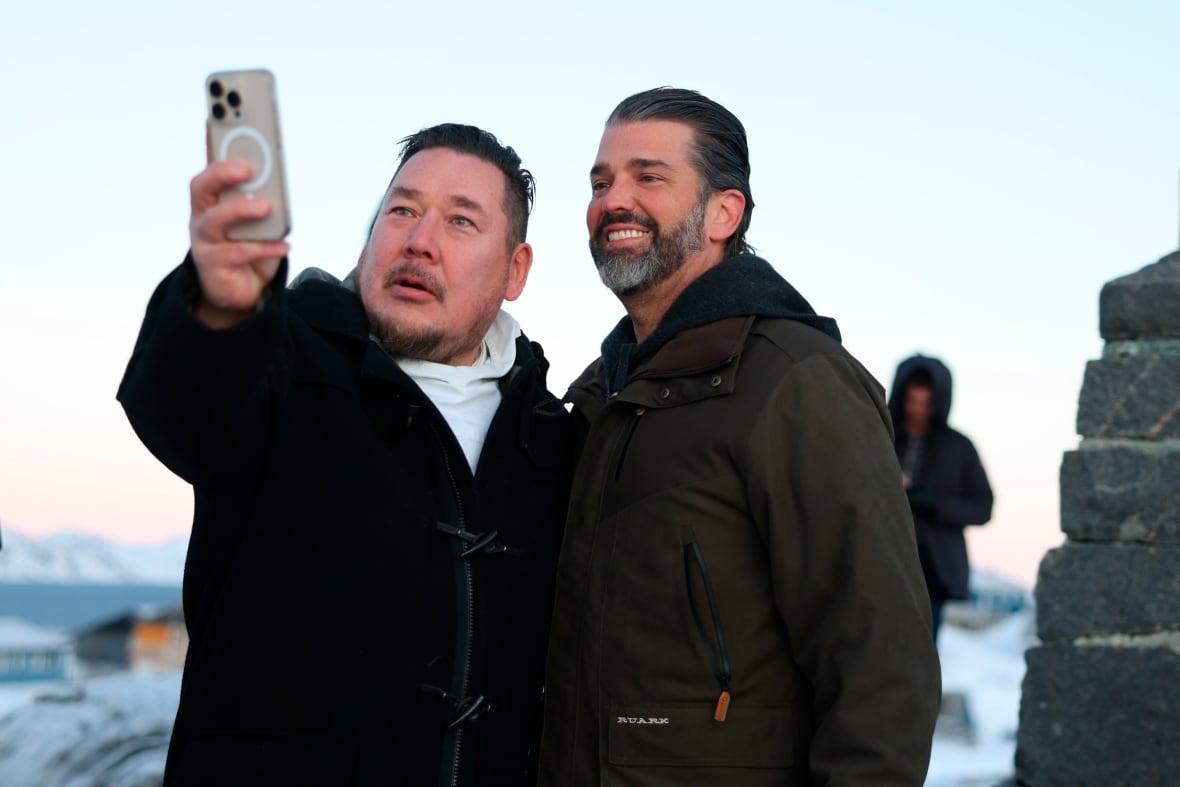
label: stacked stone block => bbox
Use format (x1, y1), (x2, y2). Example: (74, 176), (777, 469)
(1014, 252), (1180, 786)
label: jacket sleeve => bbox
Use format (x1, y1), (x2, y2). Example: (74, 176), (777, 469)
(116, 254), (292, 487)
(932, 437), (994, 529)
(743, 353), (941, 787)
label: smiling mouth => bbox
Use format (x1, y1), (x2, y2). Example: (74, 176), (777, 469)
(606, 229), (649, 242)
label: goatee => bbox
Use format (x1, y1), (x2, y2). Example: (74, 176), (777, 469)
(590, 200), (706, 297)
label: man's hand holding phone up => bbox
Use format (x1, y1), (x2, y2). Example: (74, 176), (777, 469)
(189, 158), (288, 329)
(190, 69), (291, 329)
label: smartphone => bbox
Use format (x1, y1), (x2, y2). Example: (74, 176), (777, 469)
(205, 69), (291, 241)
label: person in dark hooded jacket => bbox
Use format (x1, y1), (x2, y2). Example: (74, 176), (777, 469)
(539, 88), (940, 787)
(888, 355), (994, 641)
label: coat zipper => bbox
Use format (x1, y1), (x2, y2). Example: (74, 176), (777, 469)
(432, 421), (473, 787)
(454, 564), (473, 787)
(683, 542), (733, 722)
(613, 407), (646, 481)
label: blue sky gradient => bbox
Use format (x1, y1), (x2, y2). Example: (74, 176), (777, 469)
(2, 1), (1177, 585)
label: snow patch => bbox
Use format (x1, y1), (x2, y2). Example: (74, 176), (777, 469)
(926, 609), (1035, 786)
(0, 612), (1035, 785)
(0, 672), (180, 787)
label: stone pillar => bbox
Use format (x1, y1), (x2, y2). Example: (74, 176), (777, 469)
(1014, 252), (1180, 786)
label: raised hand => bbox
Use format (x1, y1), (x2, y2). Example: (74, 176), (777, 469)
(188, 159), (290, 328)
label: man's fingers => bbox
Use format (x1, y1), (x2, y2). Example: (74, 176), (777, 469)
(191, 242), (288, 316)
(254, 256), (283, 287)
(190, 160), (255, 215)
(227, 242), (290, 267)
(194, 239), (289, 271)
(192, 194), (274, 244)
(186, 149), (288, 324)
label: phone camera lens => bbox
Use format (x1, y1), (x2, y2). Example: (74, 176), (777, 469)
(212, 103), (226, 120)
(226, 91), (241, 108)
(209, 80), (223, 98)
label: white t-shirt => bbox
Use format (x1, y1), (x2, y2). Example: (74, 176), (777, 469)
(395, 310), (521, 474)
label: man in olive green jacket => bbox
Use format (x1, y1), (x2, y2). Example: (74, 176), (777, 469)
(537, 88), (941, 786)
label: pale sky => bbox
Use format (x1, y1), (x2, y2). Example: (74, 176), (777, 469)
(2, 1), (1177, 587)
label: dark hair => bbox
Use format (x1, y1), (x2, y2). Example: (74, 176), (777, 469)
(393, 123), (535, 248)
(905, 369), (934, 389)
(607, 87), (754, 258)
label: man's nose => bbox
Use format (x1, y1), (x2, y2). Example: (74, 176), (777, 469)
(402, 215), (440, 260)
(600, 178), (636, 214)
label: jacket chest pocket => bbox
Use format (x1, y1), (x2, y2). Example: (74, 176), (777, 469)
(608, 701), (792, 769)
(612, 406), (646, 481)
(599, 404), (738, 520)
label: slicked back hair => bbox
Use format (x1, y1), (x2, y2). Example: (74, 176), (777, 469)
(607, 88), (754, 259)
(391, 123), (535, 249)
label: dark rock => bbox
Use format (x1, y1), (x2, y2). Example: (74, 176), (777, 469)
(1076, 356), (1180, 439)
(1100, 251), (1180, 340)
(1016, 643), (1180, 787)
(1060, 443), (1180, 544)
(1035, 543), (1180, 641)
(1017, 253), (1180, 787)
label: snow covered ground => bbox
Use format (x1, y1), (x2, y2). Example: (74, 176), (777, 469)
(0, 672), (180, 787)
(0, 613), (1033, 786)
(927, 609), (1036, 787)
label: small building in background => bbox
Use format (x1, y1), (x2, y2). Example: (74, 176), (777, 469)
(0, 617), (73, 683)
(74, 603), (187, 675)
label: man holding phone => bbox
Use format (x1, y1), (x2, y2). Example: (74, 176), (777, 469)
(119, 123), (573, 785)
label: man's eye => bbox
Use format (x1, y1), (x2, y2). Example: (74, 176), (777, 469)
(389, 206), (414, 217)
(639, 174), (661, 184)
(591, 181), (609, 193)
(452, 216), (474, 228)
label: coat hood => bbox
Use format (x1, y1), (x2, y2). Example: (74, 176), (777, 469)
(600, 254), (840, 395)
(887, 354), (953, 429)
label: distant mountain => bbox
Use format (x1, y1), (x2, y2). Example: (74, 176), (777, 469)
(0, 527), (186, 584)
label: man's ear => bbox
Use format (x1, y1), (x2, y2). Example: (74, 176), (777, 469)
(504, 242), (533, 301)
(706, 189), (746, 246)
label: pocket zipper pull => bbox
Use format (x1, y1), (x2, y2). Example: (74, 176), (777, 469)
(713, 690), (731, 722)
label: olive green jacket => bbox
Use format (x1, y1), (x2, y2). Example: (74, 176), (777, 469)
(538, 315), (940, 786)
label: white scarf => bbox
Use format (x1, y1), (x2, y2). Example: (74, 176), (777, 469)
(394, 310), (521, 474)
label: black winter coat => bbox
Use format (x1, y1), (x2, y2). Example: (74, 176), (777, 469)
(118, 258), (574, 786)
(888, 355), (993, 600)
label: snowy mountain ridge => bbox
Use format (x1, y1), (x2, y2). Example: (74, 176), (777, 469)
(0, 527), (186, 585)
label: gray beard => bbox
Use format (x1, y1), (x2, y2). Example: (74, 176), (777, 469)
(591, 199), (706, 297)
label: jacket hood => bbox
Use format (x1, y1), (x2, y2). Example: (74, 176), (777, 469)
(887, 354), (953, 429)
(600, 254), (840, 395)
(287, 266), (370, 343)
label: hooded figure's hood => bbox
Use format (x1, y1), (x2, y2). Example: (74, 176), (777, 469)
(887, 354), (953, 430)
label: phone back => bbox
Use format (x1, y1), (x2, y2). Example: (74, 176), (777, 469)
(206, 69), (291, 241)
